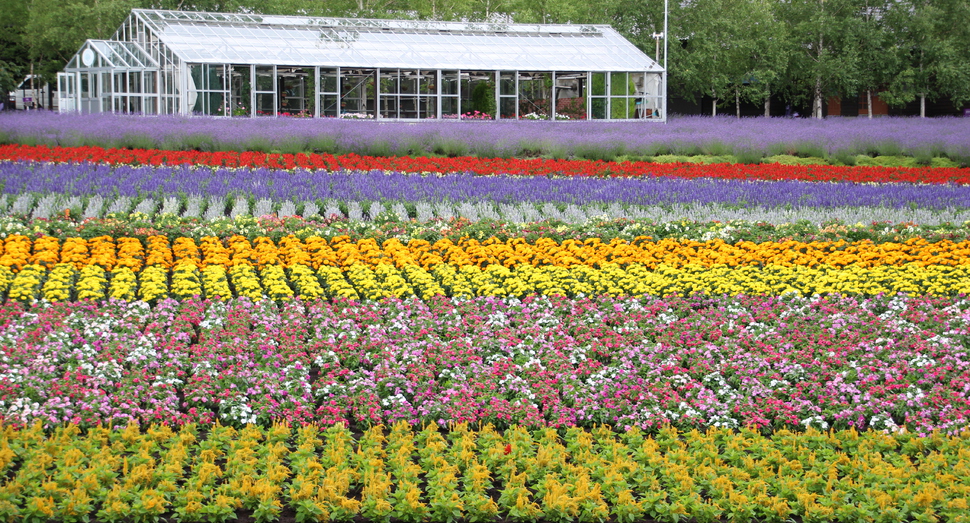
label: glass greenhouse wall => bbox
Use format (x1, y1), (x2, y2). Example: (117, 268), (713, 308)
(60, 9), (666, 121)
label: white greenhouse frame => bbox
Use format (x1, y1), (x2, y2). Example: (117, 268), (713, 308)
(60, 9), (666, 121)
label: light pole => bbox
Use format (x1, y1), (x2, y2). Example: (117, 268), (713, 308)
(648, 1), (669, 122)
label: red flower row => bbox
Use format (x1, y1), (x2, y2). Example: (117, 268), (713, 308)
(2, 143), (968, 184)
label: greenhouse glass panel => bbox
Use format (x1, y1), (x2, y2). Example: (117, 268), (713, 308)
(254, 66), (274, 92)
(441, 71), (459, 95)
(128, 72), (141, 93)
(321, 94), (339, 117)
(500, 97), (516, 120)
(441, 96), (459, 118)
(230, 65), (251, 116)
(591, 73), (606, 96)
(380, 70), (399, 94)
(321, 69), (338, 93)
(256, 93), (275, 116)
(610, 72), (628, 96)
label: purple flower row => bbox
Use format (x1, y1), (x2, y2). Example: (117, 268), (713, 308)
(4, 161), (970, 210)
(2, 112), (969, 160)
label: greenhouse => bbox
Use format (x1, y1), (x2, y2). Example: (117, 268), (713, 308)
(58, 9), (665, 121)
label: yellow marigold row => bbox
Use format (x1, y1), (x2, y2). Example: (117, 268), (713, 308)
(4, 422), (970, 523)
(3, 261), (969, 303)
(2, 235), (969, 274)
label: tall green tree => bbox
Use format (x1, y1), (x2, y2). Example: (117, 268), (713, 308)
(854, 0), (898, 118)
(882, 0), (970, 116)
(781, 0), (863, 118)
(731, 0), (789, 117)
(410, 0), (472, 20)
(608, 0), (667, 58)
(23, 0), (140, 81)
(0, 0), (30, 97)
(670, 0), (762, 116)
(148, 0), (248, 10)
(515, 0), (614, 24)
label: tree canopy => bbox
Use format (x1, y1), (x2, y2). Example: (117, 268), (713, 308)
(5, 0), (969, 116)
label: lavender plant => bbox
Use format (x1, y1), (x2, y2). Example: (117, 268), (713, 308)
(2, 112), (969, 163)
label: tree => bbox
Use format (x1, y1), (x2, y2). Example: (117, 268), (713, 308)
(514, 0), (614, 24)
(608, 0), (666, 59)
(882, 0), (970, 116)
(22, 0), (140, 82)
(731, 0), (790, 117)
(0, 0), (30, 97)
(854, 0), (898, 118)
(669, 0), (759, 116)
(410, 0), (472, 20)
(781, 0), (863, 118)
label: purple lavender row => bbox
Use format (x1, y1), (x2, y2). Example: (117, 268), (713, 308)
(3, 161), (970, 210)
(2, 112), (969, 160)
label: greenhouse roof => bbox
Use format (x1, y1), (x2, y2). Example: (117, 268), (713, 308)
(67, 40), (158, 70)
(129, 9), (662, 72)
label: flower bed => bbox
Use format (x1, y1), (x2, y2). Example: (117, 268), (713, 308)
(3, 121), (970, 522)
(3, 144), (970, 183)
(2, 235), (970, 302)
(6, 161), (970, 221)
(1, 294), (969, 433)
(1, 422), (968, 523)
(3, 112), (969, 164)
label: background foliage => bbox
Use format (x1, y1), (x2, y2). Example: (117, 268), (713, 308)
(2, 0), (969, 115)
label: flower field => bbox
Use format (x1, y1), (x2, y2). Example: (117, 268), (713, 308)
(2, 422), (969, 523)
(2, 114), (970, 522)
(4, 143), (970, 183)
(3, 112), (970, 165)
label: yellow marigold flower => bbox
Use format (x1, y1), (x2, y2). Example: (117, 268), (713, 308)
(108, 267), (137, 301)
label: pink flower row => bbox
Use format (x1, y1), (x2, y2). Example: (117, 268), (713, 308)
(2, 294), (968, 435)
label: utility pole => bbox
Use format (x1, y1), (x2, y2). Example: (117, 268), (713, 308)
(663, 0), (668, 123)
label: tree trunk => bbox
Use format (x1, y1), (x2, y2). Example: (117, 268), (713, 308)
(736, 88), (741, 118)
(813, 30), (824, 119)
(764, 94), (771, 117)
(813, 76), (823, 119)
(920, 94), (926, 118)
(867, 89), (873, 119)
(712, 98), (717, 117)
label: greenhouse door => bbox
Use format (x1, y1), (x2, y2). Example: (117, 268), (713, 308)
(57, 72), (77, 113)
